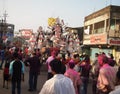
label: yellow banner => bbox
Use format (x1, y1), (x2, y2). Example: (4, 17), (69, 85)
(48, 17), (56, 27)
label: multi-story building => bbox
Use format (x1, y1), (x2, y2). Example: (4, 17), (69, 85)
(83, 5), (120, 62)
(0, 20), (14, 46)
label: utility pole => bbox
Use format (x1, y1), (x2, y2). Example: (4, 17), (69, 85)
(3, 11), (8, 23)
(0, 19), (4, 43)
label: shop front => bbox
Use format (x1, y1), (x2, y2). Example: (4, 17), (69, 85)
(83, 33), (116, 62)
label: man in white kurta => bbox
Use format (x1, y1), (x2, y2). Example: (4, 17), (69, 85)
(39, 59), (75, 94)
(109, 85), (120, 94)
(109, 67), (120, 94)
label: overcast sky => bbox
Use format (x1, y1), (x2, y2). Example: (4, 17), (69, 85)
(0, 0), (120, 32)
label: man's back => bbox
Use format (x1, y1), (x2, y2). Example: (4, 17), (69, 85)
(64, 68), (81, 94)
(99, 64), (117, 89)
(97, 64), (117, 94)
(40, 74), (75, 94)
(24, 55), (40, 73)
(12, 60), (22, 81)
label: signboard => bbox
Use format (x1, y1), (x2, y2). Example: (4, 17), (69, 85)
(90, 33), (107, 44)
(83, 33), (107, 45)
(20, 29), (33, 40)
(108, 38), (120, 46)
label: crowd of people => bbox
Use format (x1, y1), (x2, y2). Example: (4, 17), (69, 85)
(0, 46), (41, 94)
(0, 46), (120, 94)
(41, 49), (120, 94)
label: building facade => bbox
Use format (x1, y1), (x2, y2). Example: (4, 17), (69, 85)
(83, 5), (120, 62)
(0, 21), (14, 47)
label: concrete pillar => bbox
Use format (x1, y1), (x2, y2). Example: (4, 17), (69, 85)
(104, 19), (107, 32)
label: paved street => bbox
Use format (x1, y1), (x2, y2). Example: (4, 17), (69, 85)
(0, 65), (47, 94)
(0, 64), (92, 94)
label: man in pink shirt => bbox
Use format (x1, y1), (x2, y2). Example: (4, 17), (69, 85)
(97, 55), (117, 94)
(64, 60), (82, 94)
(46, 50), (58, 79)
